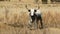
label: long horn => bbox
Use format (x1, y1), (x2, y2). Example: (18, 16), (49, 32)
(38, 3), (40, 9)
(25, 5), (28, 9)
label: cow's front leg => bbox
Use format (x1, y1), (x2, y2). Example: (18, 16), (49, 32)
(28, 19), (32, 26)
(36, 19), (39, 29)
(28, 18), (35, 27)
(28, 19), (32, 27)
(33, 18), (38, 29)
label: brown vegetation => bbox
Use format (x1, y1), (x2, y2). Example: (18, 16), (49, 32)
(0, 2), (60, 34)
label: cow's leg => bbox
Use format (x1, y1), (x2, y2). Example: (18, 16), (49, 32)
(35, 19), (38, 29)
(37, 19), (40, 29)
(28, 19), (32, 27)
(40, 16), (43, 29)
(34, 16), (40, 29)
(33, 18), (38, 29)
(28, 16), (35, 28)
(36, 17), (41, 29)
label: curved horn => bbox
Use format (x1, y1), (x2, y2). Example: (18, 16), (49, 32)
(38, 3), (40, 9)
(25, 5), (28, 9)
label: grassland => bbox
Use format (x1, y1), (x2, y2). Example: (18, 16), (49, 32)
(0, 1), (60, 34)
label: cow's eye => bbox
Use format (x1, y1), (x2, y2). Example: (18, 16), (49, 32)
(28, 10), (30, 12)
(34, 10), (36, 12)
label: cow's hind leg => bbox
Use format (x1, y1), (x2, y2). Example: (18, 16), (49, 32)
(40, 16), (43, 29)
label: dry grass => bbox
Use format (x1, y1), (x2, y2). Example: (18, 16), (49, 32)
(0, 2), (60, 34)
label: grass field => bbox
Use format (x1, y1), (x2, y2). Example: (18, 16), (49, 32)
(0, 2), (60, 34)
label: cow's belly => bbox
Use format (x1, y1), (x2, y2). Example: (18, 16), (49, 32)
(36, 14), (42, 20)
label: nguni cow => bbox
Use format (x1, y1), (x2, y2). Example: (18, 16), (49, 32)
(25, 5), (43, 29)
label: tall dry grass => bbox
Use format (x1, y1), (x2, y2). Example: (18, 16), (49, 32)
(0, 4), (60, 34)
(0, 6), (60, 28)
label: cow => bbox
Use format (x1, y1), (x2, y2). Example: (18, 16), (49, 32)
(25, 5), (43, 29)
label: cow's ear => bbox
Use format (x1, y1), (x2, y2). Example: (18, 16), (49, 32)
(34, 10), (37, 12)
(28, 10), (30, 12)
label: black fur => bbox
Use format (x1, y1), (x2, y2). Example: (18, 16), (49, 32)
(28, 9), (43, 29)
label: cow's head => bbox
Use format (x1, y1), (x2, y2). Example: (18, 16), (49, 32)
(25, 5), (40, 16)
(28, 9), (37, 16)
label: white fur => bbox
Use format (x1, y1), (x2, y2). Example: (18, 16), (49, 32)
(30, 9), (41, 16)
(35, 10), (41, 15)
(30, 9), (34, 16)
